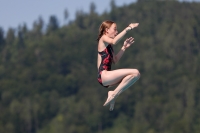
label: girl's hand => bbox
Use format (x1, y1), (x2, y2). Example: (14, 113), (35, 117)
(129, 23), (139, 29)
(126, 23), (139, 31)
(122, 37), (134, 50)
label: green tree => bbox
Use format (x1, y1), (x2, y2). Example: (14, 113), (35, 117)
(0, 27), (5, 51)
(46, 15), (59, 34)
(5, 28), (15, 45)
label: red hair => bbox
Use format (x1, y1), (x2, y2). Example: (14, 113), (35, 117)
(97, 20), (115, 41)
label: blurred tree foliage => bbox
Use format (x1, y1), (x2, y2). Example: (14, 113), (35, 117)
(0, 1), (200, 133)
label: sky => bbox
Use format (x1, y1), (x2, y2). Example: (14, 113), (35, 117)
(0, 0), (137, 32)
(0, 0), (199, 32)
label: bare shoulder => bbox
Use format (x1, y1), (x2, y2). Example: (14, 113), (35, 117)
(101, 35), (112, 43)
(98, 37), (108, 52)
(100, 35), (109, 44)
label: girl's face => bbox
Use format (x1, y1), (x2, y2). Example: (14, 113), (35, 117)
(106, 23), (118, 38)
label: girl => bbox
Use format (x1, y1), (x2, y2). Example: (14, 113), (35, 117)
(97, 20), (140, 111)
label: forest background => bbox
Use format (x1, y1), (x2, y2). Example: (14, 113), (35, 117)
(0, 0), (200, 133)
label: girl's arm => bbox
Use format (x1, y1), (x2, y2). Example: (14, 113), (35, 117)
(102, 23), (139, 45)
(113, 37), (135, 63)
(102, 28), (129, 45)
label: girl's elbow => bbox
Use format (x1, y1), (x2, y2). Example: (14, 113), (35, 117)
(111, 40), (117, 45)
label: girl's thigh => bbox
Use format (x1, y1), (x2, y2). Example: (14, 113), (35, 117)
(101, 68), (139, 86)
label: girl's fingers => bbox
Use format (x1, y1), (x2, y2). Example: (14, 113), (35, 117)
(127, 37), (134, 43)
(125, 37), (134, 45)
(129, 37), (134, 41)
(130, 37), (134, 40)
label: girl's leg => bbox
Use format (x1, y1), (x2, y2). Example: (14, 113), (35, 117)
(101, 69), (140, 107)
(101, 69), (140, 86)
(108, 75), (140, 111)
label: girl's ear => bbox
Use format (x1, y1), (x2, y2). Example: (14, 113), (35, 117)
(105, 28), (109, 34)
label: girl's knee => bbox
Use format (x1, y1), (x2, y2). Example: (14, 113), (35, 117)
(132, 69), (140, 78)
(136, 69), (140, 78)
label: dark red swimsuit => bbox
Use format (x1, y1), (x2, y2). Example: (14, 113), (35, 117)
(97, 44), (114, 88)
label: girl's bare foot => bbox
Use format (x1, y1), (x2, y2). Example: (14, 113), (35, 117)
(103, 91), (115, 106)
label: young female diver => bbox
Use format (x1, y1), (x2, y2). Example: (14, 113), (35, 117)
(97, 20), (140, 111)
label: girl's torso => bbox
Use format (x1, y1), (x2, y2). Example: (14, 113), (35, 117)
(97, 44), (113, 72)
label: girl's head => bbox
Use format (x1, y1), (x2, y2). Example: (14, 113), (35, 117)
(97, 20), (118, 41)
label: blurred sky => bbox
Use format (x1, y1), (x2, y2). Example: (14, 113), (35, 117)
(0, 0), (199, 32)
